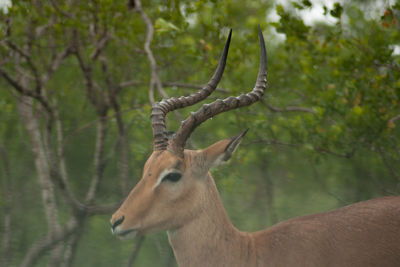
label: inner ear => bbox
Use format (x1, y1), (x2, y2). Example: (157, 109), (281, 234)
(199, 129), (248, 171)
(222, 128), (249, 161)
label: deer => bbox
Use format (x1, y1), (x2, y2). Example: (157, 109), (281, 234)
(111, 27), (400, 267)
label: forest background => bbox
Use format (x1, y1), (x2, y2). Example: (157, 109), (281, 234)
(0, 0), (399, 266)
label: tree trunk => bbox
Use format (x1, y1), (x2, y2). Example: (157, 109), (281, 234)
(17, 95), (63, 265)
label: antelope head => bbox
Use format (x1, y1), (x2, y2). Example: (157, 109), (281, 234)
(110, 27), (267, 239)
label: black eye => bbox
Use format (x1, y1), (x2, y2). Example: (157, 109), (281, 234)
(162, 172), (182, 183)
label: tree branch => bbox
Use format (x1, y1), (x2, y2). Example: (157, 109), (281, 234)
(53, 98), (84, 211)
(86, 202), (122, 215)
(74, 50), (96, 105)
(63, 106), (140, 147)
(126, 236), (145, 267)
(43, 46), (72, 84)
(244, 138), (356, 158)
(243, 138), (301, 147)
(0, 67), (53, 113)
(162, 81), (230, 93)
(85, 116), (108, 204)
(5, 40), (42, 93)
(60, 228), (83, 267)
(0, 144), (12, 267)
(100, 56), (130, 195)
(378, 147), (400, 182)
(134, 0), (167, 104)
(262, 99), (316, 114)
(388, 114), (400, 124)
(90, 32), (111, 61)
(0, 66), (27, 93)
(314, 147), (356, 158)
(49, 0), (72, 18)
(20, 218), (78, 267)
(118, 80), (229, 94)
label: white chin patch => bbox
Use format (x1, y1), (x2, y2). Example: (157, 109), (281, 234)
(118, 230), (137, 240)
(112, 227), (137, 240)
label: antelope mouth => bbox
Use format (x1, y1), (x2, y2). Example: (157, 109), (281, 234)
(112, 228), (137, 240)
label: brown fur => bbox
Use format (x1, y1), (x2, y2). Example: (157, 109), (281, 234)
(111, 140), (400, 267)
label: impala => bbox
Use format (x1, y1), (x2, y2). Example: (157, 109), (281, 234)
(111, 27), (400, 266)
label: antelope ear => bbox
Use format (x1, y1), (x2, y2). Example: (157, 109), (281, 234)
(199, 129), (248, 170)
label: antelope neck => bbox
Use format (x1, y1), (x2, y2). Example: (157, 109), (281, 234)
(167, 174), (254, 267)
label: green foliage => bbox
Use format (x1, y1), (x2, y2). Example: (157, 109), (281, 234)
(330, 3), (343, 18)
(275, 4), (310, 40)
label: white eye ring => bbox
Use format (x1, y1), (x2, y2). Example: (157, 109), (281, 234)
(153, 169), (181, 189)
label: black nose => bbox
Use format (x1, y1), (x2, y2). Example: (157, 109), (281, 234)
(112, 216), (125, 230)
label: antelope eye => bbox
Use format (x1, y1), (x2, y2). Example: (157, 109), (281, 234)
(162, 172), (182, 183)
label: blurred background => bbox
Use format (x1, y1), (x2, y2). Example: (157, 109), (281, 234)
(0, 0), (399, 266)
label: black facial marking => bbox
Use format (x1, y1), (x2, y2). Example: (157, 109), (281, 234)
(162, 172), (182, 183)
